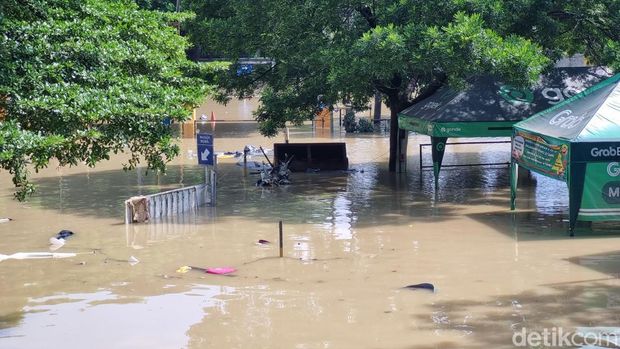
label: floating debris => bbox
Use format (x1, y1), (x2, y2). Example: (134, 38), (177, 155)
(49, 237), (66, 246)
(176, 265), (236, 275)
(403, 283), (435, 292)
(238, 160), (271, 171)
(48, 238), (65, 251)
(342, 168), (365, 173)
(256, 153), (294, 187)
(128, 256), (140, 266)
(56, 230), (74, 239)
(257, 239), (271, 245)
(49, 230), (74, 250)
(0, 252), (78, 262)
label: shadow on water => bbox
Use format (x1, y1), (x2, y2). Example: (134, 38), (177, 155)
(28, 164), (208, 219)
(408, 282), (620, 349)
(454, 166), (620, 240)
(467, 210), (620, 242)
(567, 250), (620, 278)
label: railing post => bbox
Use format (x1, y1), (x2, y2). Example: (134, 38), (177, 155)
(124, 183), (215, 223)
(125, 200), (132, 224)
(419, 144), (423, 174)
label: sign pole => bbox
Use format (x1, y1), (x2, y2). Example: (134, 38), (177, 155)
(196, 132), (215, 206)
(211, 155), (217, 206)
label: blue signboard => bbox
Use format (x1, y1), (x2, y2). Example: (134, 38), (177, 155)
(236, 64), (254, 76)
(196, 133), (214, 166)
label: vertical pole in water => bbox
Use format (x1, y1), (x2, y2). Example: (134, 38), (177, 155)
(419, 144), (423, 174)
(125, 201), (132, 224)
(211, 155), (217, 206)
(279, 220), (283, 258)
(510, 161), (518, 211)
(204, 166), (210, 205)
(211, 167), (217, 206)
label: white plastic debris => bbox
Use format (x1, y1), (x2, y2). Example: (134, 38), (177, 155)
(128, 256), (140, 266)
(49, 237), (66, 246)
(0, 252), (77, 262)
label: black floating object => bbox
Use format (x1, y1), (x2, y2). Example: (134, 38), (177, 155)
(258, 239), (270, 244)
(56, 230), (74, 240)
(403, 283), (435, 292)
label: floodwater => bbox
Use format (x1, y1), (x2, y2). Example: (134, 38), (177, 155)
(1, 99), (619, 349)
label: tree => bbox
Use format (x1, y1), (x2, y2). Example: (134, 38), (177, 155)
(185, 0), (619, 171)
(135, 0), (177, 12)
(0, 0), (219, 200)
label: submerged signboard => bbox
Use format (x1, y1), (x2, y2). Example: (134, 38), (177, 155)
(579, 162), (620, 221)
(512, 130), (569, 181)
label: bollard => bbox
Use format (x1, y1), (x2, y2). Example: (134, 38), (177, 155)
(279, 220), (283, 258)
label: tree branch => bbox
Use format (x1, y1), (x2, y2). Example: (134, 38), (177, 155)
(355, 4), (377, 28)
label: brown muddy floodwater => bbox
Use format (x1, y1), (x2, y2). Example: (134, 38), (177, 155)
(1, 99), (619, 349)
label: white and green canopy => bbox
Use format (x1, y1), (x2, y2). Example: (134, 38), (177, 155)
(398, 67), (610, 186)
(510, 73), (620, 233)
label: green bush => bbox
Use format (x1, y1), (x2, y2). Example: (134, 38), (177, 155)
(343, 111), (358, 133)
(357, 118), (375, 133)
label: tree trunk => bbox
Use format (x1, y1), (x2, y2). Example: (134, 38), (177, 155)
(388, 97), (405, 172)
(373, 90), (382, 124)
(388, 107), (398, 171)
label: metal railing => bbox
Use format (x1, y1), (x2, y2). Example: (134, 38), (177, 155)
(419, 140), (512, 173)
(124, 176), (216, 224)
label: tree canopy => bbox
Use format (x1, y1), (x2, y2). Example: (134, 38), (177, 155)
(0, 0), (218, 200)
(185, 0), (620, 170)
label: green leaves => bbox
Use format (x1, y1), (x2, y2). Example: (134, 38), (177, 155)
(354, 25), (409, 80)
(0, 0), (212, 199)
(423, 12), (549, 87)
(180, 0), (619, 171)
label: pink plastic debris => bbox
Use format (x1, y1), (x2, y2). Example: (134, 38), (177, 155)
(205, 267), (237, 275)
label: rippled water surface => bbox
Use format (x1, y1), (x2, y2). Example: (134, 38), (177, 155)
(1, 99), (619, 349)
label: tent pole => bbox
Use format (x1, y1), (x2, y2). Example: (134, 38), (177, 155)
(431, 136), (448, 190)
(510, 160), (518, 210)
(568, 162), (587, 237)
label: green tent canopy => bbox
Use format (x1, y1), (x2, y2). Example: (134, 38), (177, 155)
(510, 73), (620, 233)
(398, 67), (611, 187)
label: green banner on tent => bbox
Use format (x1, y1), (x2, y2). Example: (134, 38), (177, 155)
(512, 130), (569, 181)
(578, 162), (620, 221)
(398, 117), (517, 137)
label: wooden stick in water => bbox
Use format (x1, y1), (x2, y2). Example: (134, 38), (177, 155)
(259, 146), (274, 168)
(279, 220), (283, 258)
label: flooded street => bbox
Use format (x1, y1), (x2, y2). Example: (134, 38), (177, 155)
(1, 100), (619, 349)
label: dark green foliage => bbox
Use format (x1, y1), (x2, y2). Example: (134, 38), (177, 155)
(357, 118), (375, 133)
(343, 112), (376, 133)
(135, 0), (177, 12)
(185, 0), (619, 170)
(343, 111), (357, 133)
(0, 0), (217, 200)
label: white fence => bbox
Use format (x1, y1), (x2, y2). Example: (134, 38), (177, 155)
(124, 170), (216, 224)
